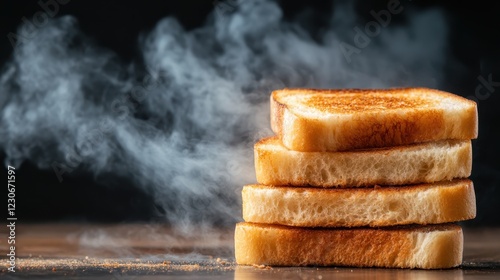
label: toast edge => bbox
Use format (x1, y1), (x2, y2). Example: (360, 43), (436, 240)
(234, 222), (463, 269)
(242, 179), (476, 227)
(254, 137), (473, 187)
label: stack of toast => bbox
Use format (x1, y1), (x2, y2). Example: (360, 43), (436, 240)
(235, 88), (478, 269)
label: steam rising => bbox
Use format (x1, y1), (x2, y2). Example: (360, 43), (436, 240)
(0, 0), (449, 229)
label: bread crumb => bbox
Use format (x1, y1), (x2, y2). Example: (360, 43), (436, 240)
(181, 264), (200, 271)
(216, 258), (228, 265)
(252, 264), (272, 269)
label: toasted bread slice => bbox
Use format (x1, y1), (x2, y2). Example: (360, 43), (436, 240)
(255, 136), (472, 187)
(235, 222), (463, 269)
(242, 179), (476, 227)
(271, 88), (478, 152)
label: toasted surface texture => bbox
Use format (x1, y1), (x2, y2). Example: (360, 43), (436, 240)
(271, 88), (478, 151)
(235, 223), (463, 269)
(242, 179), (476, 227)
(255, 136), (472, 187)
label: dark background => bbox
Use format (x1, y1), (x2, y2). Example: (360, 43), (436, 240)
(1, 0), (499, 226)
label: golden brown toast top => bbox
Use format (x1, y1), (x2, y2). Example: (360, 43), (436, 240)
(272, 87), (475, 115)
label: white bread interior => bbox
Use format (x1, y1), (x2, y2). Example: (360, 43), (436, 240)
(255, 136), (472, 187)
(242, 179), (476, 227)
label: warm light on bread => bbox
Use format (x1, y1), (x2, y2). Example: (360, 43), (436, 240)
(235, 222), (463, 269)
(242, 179), (476, 227)
(271, 88), (478, 152)
(255, 136), (472, 187)
(236, 87), (477, 269)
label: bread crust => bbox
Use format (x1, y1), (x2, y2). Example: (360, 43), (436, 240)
(242, 179), (476, 227)
(235, 222), (463, 269)
(271, 88), (478, 152)
(255, 136), (472, 187)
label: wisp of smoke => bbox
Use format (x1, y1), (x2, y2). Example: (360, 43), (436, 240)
(0, 0), (449, 231)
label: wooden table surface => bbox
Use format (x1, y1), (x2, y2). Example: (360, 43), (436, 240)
(1, 224), (499, 279)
